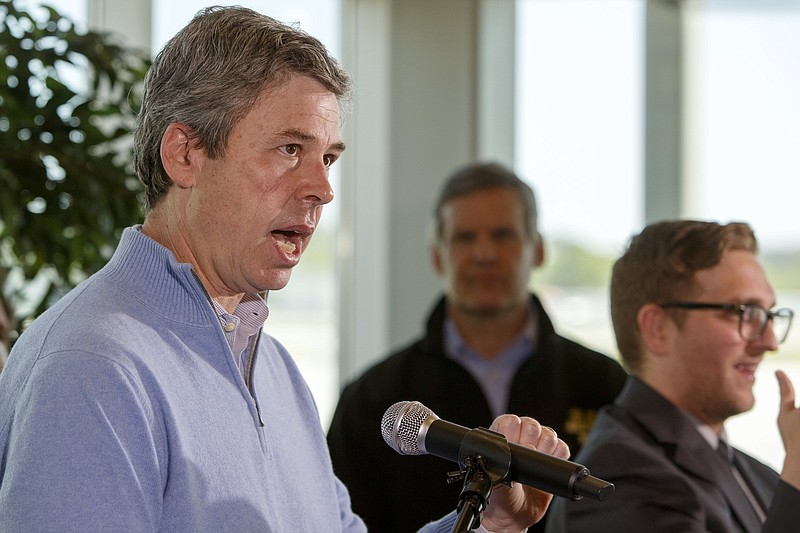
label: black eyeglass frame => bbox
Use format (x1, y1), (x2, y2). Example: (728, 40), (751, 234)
(659, 302), (794, 344)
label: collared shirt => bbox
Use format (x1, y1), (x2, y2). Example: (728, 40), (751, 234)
(444, 306), (538, 418)
(690, 415), (767, 523)
(211, 292), (269, 376)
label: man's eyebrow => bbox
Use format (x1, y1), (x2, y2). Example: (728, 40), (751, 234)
(278, 129), (346, 152)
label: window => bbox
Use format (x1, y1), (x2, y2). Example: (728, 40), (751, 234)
(516, 0), (800, 471)
(684, 0), (800, 471)
(515, 0), (644, 356)
(15, 0), (87, 27)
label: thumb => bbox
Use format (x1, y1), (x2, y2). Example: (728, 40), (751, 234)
(776, 370), (796, 414)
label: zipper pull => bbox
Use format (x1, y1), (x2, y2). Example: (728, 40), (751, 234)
(255, 402), (265, 427)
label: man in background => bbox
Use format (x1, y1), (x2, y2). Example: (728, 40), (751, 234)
(546, 220), (800, 532)
(328, 161), (627, 532)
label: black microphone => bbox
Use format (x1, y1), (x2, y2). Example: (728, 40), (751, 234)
(381, 400), (614, 502)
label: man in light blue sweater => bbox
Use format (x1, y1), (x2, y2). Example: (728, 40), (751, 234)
(0, 6), (569, 532)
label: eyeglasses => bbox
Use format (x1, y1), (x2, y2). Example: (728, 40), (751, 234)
(659, 302), (794, 344)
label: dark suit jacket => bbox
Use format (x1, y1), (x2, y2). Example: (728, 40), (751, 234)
(327, 294), (627, 533)
(545, 376), (800, 532)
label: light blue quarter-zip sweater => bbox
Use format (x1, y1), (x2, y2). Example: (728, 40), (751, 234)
(0, 227), (457, 532)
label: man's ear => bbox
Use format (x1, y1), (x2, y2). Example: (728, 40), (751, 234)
(160, 123), (203, 188)
(638, 303), (671, 355)
(431, 243), (444, 276)
(533, 233), (545, 268)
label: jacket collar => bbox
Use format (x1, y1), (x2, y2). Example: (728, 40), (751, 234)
(616, 376), (765, 532)
(421, 293), (555, 356)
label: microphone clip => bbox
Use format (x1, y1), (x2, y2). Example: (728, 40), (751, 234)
(449, 427), (514, 533)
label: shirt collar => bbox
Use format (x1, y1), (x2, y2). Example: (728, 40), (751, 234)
(682, 409), (727, 450)
(444, 302), (538, 362)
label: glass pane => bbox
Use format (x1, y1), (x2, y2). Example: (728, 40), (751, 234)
(684, 0), (800, 471)
(517, 0), (799, 472)
(15, 0), (88, 28)
(515, 0), (644, 355)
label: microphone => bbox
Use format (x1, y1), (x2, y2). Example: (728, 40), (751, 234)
(381, 401), (614, 502)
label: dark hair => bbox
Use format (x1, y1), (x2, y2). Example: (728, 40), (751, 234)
(432, 162), (538, 242)
(133, 6), (353, 210)
(610, 220), (757, 372)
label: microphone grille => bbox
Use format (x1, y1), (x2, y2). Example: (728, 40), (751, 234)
(380, 401), (437, 456)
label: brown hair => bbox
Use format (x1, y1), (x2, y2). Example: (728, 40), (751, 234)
(133, 6), (353, 210)
(610, 220), (757, 372)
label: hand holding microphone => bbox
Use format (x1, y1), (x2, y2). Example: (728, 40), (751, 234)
(381, 401), (614, 501)
(479, 412), (570, 531)
(381, 401), (613, 532)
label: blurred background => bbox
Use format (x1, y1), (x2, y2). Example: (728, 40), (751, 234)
(2, 0), (799, 472)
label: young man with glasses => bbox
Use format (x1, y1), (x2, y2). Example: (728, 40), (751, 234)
(545, 219), (800, 532)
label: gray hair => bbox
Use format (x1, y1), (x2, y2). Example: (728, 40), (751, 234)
(431, 161), (538, 244)
(133, 5), (353, 210)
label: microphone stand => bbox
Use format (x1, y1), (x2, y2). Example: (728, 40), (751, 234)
(445, 428), (514, 533)
(451, 457), (494, 532)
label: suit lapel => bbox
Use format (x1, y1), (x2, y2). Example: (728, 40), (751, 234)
(617, 378), (763, 533)
(679, 444), (763, 533)
(732, 449), (773, 518)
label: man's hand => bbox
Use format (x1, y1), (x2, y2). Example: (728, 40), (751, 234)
(776, 370), (800, 490)
(480, 415), (570, 533)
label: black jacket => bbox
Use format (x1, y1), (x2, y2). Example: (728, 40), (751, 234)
(327, 294), (628, 533)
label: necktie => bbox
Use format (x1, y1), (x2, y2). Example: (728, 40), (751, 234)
(717, 438), (734, 463)
(718, 439), (767, 524)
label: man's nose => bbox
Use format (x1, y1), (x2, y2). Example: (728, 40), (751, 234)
(754, 320), (780, 352)
(471, 236), (497, 260)
(299, 159), (334, 205)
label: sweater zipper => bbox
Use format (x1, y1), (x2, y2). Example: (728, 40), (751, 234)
(192, 271), (265, 427)
(244, 332), (265, 427)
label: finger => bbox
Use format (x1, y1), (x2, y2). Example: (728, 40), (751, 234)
(490, 414), (549, 449)
(553, 438), (571, 460)
(536, 424), (571, 459)
(489, 415), (570, 458)
(515, 415), (545, 448)
(776, 370), (796, 414)
(536, 425), (560, 453)
(488, 413), (517, 435)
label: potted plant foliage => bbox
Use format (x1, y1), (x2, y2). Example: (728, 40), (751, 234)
(0, 0), (149, 347)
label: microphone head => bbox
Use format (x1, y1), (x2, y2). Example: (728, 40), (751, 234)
(380, 401), (438, 455)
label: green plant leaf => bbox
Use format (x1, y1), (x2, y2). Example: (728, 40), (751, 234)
(0, 0), (150, 332)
